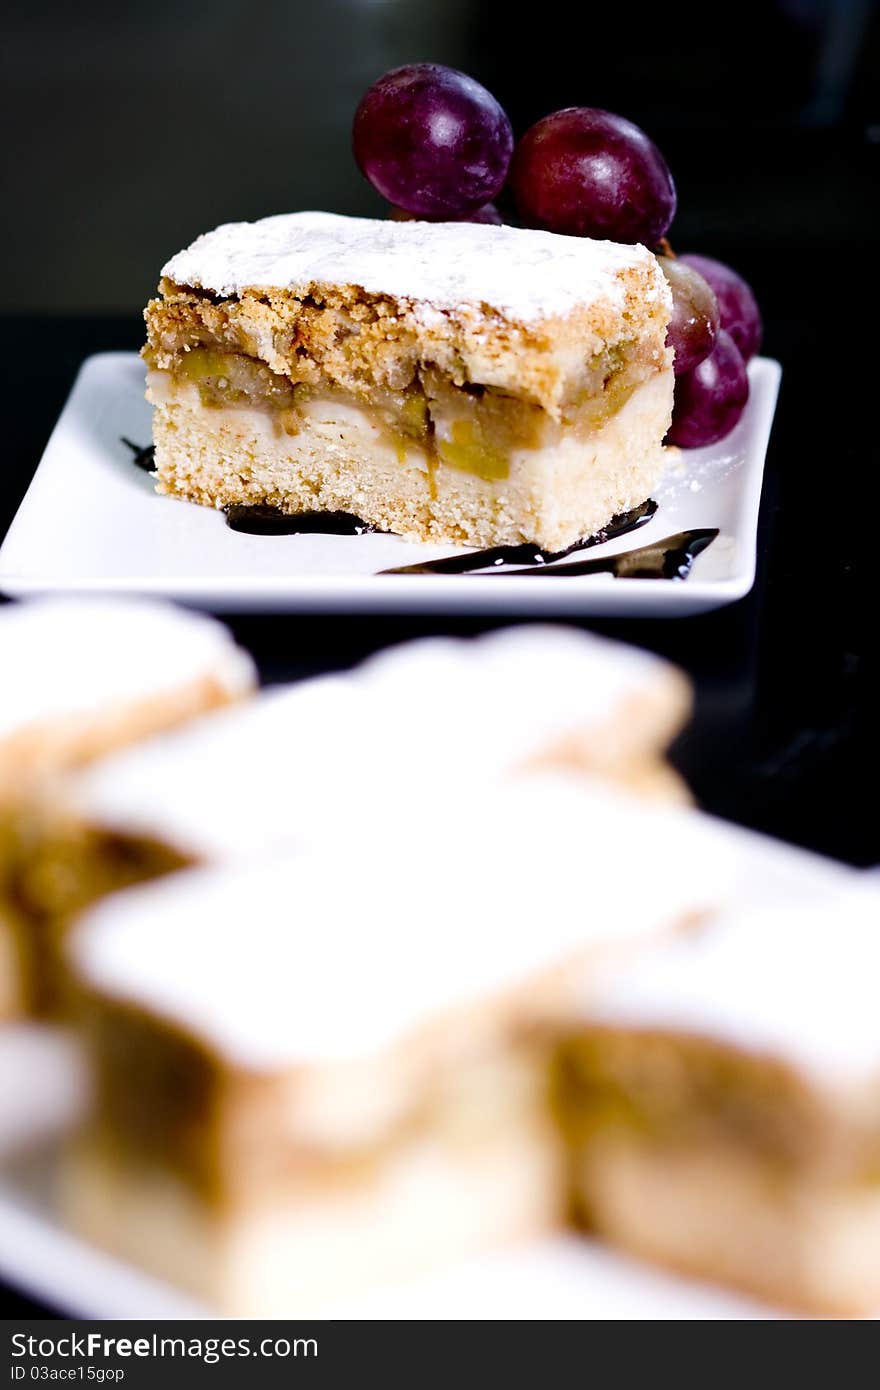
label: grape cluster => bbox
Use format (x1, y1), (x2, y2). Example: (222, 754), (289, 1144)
(353, 65), (761, 448)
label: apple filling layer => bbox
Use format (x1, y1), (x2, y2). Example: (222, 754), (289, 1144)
(82, 990), (558, 1209)
(554, 1031), (880, 1185)
(2, 825), (191, 1016)
(149, 345), (654, 484)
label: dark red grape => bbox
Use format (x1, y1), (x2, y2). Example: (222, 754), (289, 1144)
(666, 329), (749, 448)
(388, 202), (504, 225)
(678, 254), (762, 361)
(353, 64), (513, 218)
(659, 257), (720, 375)
(509, 107), (676, 245)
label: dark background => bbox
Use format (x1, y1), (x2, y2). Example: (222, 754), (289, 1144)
(2, 0), (878, 310)
(0, 0), (878, 1314)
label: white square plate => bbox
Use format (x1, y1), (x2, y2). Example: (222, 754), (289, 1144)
(0, 353), (780, 615)
(0, 822), (862, 1320)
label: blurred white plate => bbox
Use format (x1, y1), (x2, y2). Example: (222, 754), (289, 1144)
(0, 352), (780, 616)
(0, 820), (859, 1321)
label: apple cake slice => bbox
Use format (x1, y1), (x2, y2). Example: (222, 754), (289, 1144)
(0, 597), (255, 1019)
(145, 212), (673, 550)
(3, 626), (689, 1017)
(557, 894), (880, 1315)
(64, 776), (729, 1315)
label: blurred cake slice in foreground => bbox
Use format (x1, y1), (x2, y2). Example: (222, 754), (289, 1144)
(145, 212), (673, 550)
(64, 777), (730, 1315)
(557, 891), (880, 1315)
(0, 598), (253, 793)
(0, 598), (255, 1019)
(5, 626), (689, 1017)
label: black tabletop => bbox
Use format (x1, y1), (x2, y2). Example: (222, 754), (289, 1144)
(0, 275), (872, 1316)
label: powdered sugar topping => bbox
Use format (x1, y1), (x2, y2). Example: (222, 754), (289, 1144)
(68, 626), (682, 860)
(73, 776), (733, 1069)
(0, 598), (254, 746)
(161, 211), (660, 322)
(586, 892), (880, 1087)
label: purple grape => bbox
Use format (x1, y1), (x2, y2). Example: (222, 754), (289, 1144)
(678, 254), (762, 362)
(388, 202), (504, 225)
(666, 329), (749, 448)
(659, 257), (720, 375)
(353, 64), (513, 218)
(509, 107), (676, 245)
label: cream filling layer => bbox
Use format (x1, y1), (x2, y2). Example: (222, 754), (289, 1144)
(147, 366), (674, 548)
(148, 341), (658, 485)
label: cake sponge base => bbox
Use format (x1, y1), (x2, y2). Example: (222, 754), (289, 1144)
(150, 370), (674, 553)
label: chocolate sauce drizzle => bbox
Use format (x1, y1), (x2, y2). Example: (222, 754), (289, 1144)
(480, 528), (719, 580)
(379, 499), (657, 576)
(121, 437), (155, 472)
(121, 439), (716, 581)
(223, 506), (382, 536)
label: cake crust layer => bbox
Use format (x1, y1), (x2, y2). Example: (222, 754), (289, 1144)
(150, 213), (672, 417)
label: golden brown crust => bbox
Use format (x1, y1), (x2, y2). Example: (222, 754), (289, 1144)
(0, 674), (248, 807)
(145, 259), (670, 419)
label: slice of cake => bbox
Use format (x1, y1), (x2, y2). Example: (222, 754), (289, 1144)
(0, 598), (254, 793)
(3, 627), (689, 1016)
(145, 212), (673, 550)
(64, 776), (730, 1315)
(557, 892), (880, 1315)
(0, 598), (255, 1017)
